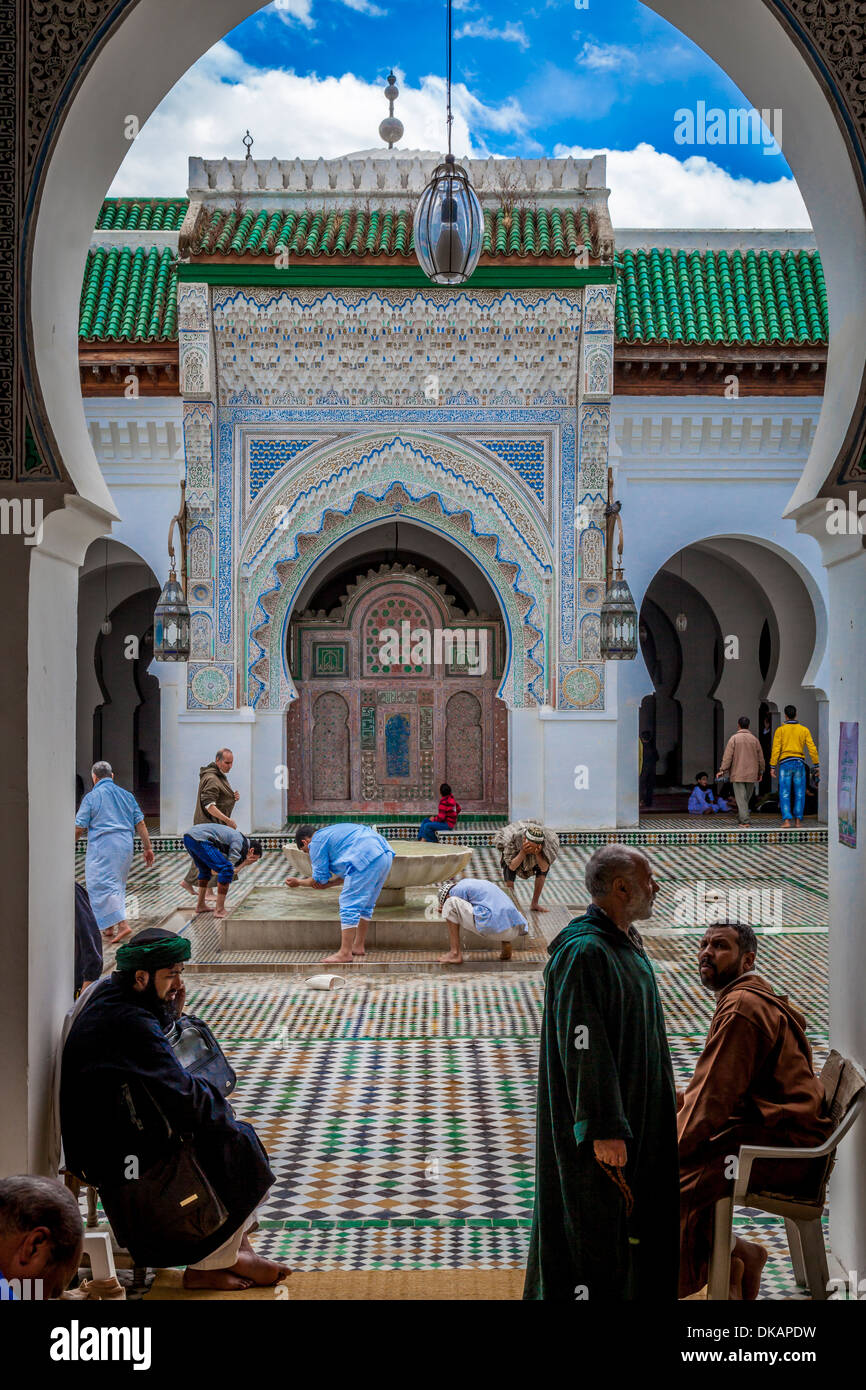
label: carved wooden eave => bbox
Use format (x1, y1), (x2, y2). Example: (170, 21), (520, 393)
(614, 343), (827, 396)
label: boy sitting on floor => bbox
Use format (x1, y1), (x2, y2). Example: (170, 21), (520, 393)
(688, 772), (728, 816)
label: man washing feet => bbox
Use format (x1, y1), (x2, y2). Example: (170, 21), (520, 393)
(678, 921), (832, 1299)
(286, 823), (395, 964)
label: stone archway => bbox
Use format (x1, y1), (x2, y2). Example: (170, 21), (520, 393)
(238, 435), (554, 711)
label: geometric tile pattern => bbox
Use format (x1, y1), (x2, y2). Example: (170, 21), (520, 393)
(84, 837), (830, 1296)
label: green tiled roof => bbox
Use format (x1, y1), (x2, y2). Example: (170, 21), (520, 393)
(186, 204), (595, 260)
(96, 197), (189, 231)
(616, 247), (828, 345)
(79, 245), (178, 341)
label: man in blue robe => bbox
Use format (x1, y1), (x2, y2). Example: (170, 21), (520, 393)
(286, 823), (395, 963)
(523, 845), (680, 1301)
(75, 761), (154, 943)
(60, 927), (287, 1290)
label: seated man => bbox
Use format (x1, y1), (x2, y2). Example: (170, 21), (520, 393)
(182, 824), (263, 918)
(437, 878), (528, 964)
(688, 772), (727, 815)
(287, 822), (395, 964)
(60, 927), (287, 1291)
(493, 819), (559, 913)
(417, 782), (461, 843)
(678, 921), (832, 1299)
(0, 1177), (83, 1300)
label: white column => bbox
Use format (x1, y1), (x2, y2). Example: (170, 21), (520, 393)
(0, 496), (111, 1174)
(797, 502), (866, 1273)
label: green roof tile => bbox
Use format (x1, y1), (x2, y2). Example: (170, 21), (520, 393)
(183, 202), (595, 261)
(82, 200), (831, 351)
(615, 247), (828, 345)
(96, 198), (188, 231)
(79, 245), (178, 342)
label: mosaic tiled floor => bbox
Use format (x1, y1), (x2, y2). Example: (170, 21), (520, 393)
(83, 837), (830, 1298)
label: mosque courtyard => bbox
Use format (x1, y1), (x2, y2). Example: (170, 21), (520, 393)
(81, 826), (829, 1300)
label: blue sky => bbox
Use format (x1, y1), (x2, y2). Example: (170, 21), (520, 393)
(110, 0), (808, 226)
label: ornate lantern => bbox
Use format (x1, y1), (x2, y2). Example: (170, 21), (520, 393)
(599, 490), (638, 661)
(414, 156), (483, 285)
(153, 482), (190, 660)
(414, 1), (483, 286)
(600, 570), (638, 660)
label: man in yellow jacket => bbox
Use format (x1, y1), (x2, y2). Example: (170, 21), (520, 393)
(770, 704), (820, 828)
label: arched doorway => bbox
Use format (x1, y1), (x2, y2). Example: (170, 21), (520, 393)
(638, 538), (826, 815)
(77, 538), (161, 812)
(285, 530), (508, 814)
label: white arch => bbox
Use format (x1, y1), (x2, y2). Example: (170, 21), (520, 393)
(28, 0), (866, 518)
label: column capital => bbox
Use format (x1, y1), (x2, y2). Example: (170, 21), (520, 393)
(794, 496), (866, 569)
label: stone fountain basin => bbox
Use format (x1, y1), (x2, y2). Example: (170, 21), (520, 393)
(282, 838), (472, 905)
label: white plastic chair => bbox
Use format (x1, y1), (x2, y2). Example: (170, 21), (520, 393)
(707, 1050), (865, 1300)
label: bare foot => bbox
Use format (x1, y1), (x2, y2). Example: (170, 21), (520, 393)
(729, 1255), (745, 1300)
(112, 924), (133, 944)
(499, 942), (513, 961)
(234, 1238), (291, 1287)
(179, 880), (197, 897)
(182, 1267), (254, 1291)
(322, 951), (354, 964)
(733, 1238), (768, 1300)
(213, 908), (228, 919)
(438, 951), (463, 964)
(352, 948), (366, 956)
(794, 819), (802, 827)
(780, 819), (793, 829)
(529, 904), (549, 913)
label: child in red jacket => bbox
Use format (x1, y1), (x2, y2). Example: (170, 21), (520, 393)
(418, 783), (462, 843)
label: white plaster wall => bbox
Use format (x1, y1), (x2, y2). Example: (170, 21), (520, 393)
(84, 398), (185, 581)
(510, 707), (618, 828)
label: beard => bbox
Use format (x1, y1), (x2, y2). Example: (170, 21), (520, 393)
(130, 974), (175, 1028)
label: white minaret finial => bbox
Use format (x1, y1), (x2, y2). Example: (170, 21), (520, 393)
(379, 71), (404, 148)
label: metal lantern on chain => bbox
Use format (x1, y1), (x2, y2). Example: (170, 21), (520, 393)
(153, 482), (191, 661)
(414, 1), (483, 286)
(599, 495), (638, 660)
(414, 155), (483, 285)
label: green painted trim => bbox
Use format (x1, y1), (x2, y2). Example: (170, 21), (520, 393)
(176, 263), (616, 289)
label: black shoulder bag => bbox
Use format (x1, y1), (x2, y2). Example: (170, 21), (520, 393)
(99, 1082), (229, 1268)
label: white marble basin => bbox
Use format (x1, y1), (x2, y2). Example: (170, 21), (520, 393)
(283, 837), (472, 902)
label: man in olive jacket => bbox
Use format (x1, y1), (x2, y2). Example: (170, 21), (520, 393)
(181, 749), (241, 905)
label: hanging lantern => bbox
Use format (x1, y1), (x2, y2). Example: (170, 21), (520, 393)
(414, 156), (483, 285)
(100, 618), (113, 636)
(153, 483), (190, 661)
(414, 0), (483, 286)
(675, 611), (688, 634)
(600, 569), (639, 660)
(600, 487), (638, 660)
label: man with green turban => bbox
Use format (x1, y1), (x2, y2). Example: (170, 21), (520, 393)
(60, 927), (287, 1290)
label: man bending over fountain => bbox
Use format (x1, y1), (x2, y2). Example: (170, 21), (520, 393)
(286, 823), (395, 964)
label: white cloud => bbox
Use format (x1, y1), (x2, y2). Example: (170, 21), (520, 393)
(271, 0), (315, 29)
(455, 19), (530, 51)
(271, 0), (386, 25)
(577, 41), (639, 74)
(108, 44), (528, 195)
(554, 141), (810, 227)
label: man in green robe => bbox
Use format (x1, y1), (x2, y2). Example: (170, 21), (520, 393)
(524, 845), (680, 1300)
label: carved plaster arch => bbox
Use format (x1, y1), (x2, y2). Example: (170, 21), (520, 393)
(240, 449), (553, 710)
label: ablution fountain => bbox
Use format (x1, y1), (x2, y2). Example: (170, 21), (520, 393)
(219, 839), (532, 953)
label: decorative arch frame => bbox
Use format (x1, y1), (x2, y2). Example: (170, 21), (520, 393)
(237, 434), (555, 710)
